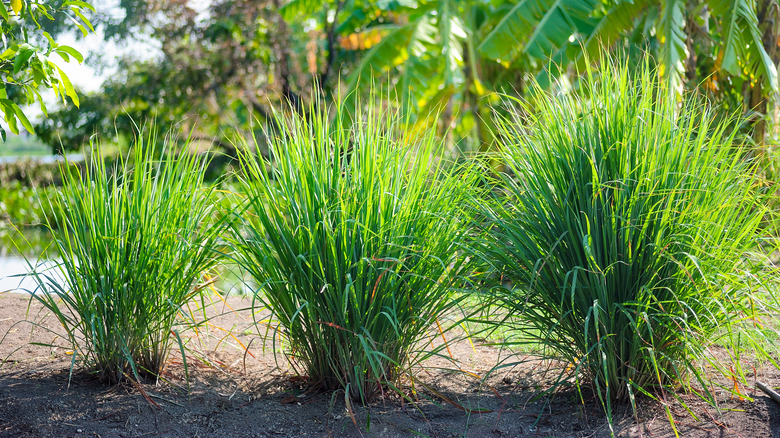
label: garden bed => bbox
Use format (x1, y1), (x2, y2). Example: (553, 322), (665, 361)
(2, 293), (779, 437)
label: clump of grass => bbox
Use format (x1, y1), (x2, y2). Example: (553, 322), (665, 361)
(472, 57), (770, 423)
(32, 131), (222, 384)
(231, 97), (475, 403)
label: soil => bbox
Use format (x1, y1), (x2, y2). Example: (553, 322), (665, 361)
(1, 292), (780, 438)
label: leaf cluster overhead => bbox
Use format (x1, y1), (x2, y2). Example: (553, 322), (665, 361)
(0, 0), (94, 141)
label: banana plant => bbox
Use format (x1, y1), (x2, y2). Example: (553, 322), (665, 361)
(477, 0), (777, 95)
(280, 0), (506, 149)
(279, 0), (778, 146)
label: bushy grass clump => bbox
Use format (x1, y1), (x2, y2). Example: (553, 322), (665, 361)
(473, 58), (769, 418)
(32, 132), (222, 383)
(231, 99), (475, 403)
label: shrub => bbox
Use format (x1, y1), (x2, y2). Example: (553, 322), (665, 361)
(32, 132), (222, 383)
(231, 99), (474, 403)
(0, 182), (53, 226)
(473, 58), (768, 420)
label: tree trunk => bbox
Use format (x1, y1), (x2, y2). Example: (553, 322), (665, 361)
(755, 0), (780, 145)
(271, 0), (302, 112)
(464, 5), (492, 154)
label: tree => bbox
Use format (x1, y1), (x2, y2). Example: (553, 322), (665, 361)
(280, 0), (524, 150)
(36, 0), (319, 152)
(0, 0), (94, 141)
(40, 0), (779, 153)
(286, 0), (778, 148)
(475, 0), (779, 141)
(751, 0), (780, 142)
(476, 0), (777, 94)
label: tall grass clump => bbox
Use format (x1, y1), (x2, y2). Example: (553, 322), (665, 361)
(231, 98), (475, 403)
(474, 58), (769, 419)
(33, 132), (222, 384)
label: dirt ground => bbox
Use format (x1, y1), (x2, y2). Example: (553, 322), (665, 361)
(1, 292), (780, 438)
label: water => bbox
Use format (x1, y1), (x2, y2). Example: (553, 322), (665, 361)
(0, 254), (253, 296)
(2, 152), (254, 295)
(0, 153), (84, 165)
(0, 256), (63, 294)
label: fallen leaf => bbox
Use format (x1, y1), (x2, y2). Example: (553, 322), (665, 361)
(280, 395), (297, 404)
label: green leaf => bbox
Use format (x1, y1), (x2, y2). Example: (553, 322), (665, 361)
(42, 32), (57, 48)
(658, 0), (687, 91)
(524, 0), (596, 60)
(71, 9), (95, 36)
(63, 0), (95, 12)
(0, 48), (17, 61)
(13, 44), (36, 75)
(36, 4), (53, 21)
(0, 2), (9, 21)
(437, 0), (464, 87)
(11, 101), (34, 133)
(279, 0), (325, 21)
(397, 52), (438, 113)
(478, 0), (597, 63)
(478, 0), (537, 62)
(710, 0), (779, 92)
(386, 16), (438, 112)
(54, 64), (80, 107)
(575, 0), (649, 68)
(0, 99), (32, 134)
(55, 45), (84, 63)
(35, 89), (47, 117)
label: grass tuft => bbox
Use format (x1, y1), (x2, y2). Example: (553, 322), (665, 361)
(31, 129), (222, 384)
(471, 56), (772, 424)
(231, 95), (476, 403)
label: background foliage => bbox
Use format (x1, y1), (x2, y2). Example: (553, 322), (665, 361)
(16, 0), (780, 154)
(0, 0), (94, 142)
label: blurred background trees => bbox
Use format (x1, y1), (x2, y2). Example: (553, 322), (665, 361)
(5, 0), (779, 154)
(0, 0), (94, 142)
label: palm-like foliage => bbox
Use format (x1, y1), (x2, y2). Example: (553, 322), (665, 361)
(282, 0), (469, 104)
(479, 0), (597, 64)
(31, 0), (778, 156)
(280, 0), (503, 148)
(280, 0), (777, 148)
(478, 0), (777, 93)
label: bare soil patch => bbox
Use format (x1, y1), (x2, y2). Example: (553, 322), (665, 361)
(1, 292), (779, 437)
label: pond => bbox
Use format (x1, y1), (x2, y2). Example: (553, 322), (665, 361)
(0, 252), (252, 296)
(2, 204), (251, 296)
(0, 255), (62, 294)
(0, 153), (84, 165)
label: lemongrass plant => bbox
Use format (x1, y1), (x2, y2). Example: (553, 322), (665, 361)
(32, 131), (222, 383)
(231, 97), (475, 403)
(473, 57), (771, 423)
